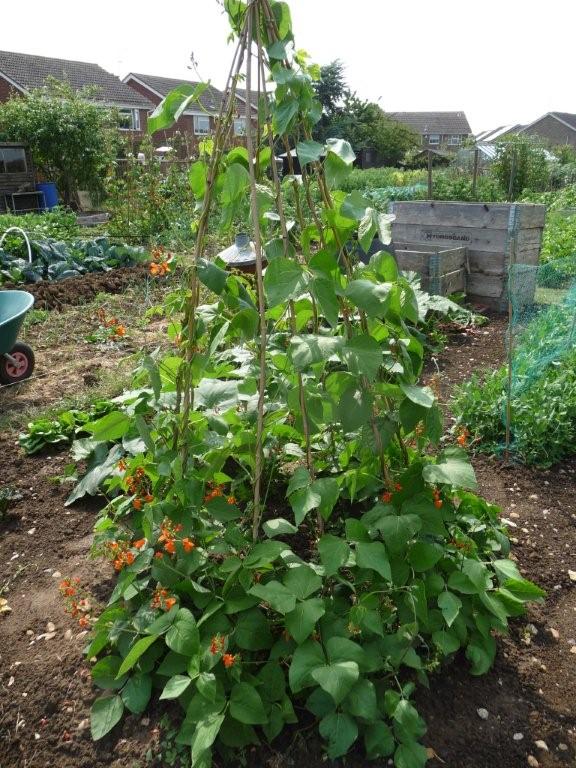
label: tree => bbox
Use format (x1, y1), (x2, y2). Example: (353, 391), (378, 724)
(331, 95), (418, 166)
(314, 59), (347, 116)
(490, 135), (551, 200)
(0, 79), (119, 207)
(312, 62), (418, 165)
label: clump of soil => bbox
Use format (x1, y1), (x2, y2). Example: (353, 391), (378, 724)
(3, 266), (153, 311)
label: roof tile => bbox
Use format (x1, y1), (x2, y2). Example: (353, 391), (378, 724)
(128, 73), (223, 113)
(388, 111), (472, 135)
(551, 112), (576, 131)
(0, 50), (152, 108)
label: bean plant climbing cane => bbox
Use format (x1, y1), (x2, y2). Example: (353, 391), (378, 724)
(84, 1), (545, 766)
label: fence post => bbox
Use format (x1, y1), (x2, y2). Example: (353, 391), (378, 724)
(472, 148), (479, 197)
(508, 150), (517, 201)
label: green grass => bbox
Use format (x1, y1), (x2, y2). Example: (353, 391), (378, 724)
(534, 286), (569, 305)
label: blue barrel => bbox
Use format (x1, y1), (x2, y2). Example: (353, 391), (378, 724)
(36, 182), (59, 210)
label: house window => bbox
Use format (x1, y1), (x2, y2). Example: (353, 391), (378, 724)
(118, 108), (140, 131)
(234, 118), (246, 136)
(448, 135), (462, 146)
(428, 134), (440, 145)
(0, 147), (27, 174)
(194, 115), (211, 135)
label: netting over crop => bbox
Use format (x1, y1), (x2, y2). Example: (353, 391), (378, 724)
(504, 255), (576, 462)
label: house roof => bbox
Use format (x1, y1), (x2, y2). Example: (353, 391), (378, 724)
(0, 50), (152, 108)
(389, 111), (472, 135)
(552, 112), (576, 131)
(234, 88), (259, 109)
(518, 111), (576, 135)
(475, 124), (523, 142)
(126, 73), (223, 113)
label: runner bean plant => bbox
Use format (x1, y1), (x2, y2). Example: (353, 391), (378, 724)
(84, 2), (544, 765)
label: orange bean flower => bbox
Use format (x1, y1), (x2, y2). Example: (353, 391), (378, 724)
(222, 653), (237, 668)
(210, 635), (225, 655)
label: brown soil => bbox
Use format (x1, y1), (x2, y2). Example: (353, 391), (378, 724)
(3, 266), (154, 311)
(0, 314), (575, 768)
(0, 441), (157, 768)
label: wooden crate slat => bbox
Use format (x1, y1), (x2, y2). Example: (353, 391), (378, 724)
(393, 223), (510, 252)
(391, 201), (546, 229)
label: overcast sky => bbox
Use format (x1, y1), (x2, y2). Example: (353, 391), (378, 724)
(2, 0), (573, 133)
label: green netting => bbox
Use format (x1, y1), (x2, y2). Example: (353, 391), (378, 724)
(503, 255), (576, 462)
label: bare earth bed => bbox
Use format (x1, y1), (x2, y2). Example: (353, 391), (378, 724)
(0, 308), (574, 768)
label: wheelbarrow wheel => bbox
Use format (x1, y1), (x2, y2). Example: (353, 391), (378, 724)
(0, 342), (35, 385)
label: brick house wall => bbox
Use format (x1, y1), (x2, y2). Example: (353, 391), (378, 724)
(421, 133), (468, 150)
(125, 76), (217, 154)
(125, 76), (254, 157)
(0, 75), (23, 102)
(521, 115), (576, 148)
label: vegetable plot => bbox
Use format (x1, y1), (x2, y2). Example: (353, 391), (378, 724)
(0, 237), (148, 284)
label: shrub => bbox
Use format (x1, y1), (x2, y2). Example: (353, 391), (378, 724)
(540, 212), (576, 265)
(341, 167), (426, 192)
(489, 135), (551, 200)
(428, 171), (505, 203)
(453, 305), (576, 466)
(0, 80), (118, 207)
(454, 351), (576, 466)
(312, 63), (419, 166)
(106, 140), (196, 246)
(77, 251), (544, 763)
(521, 183), (576, 210)
(0, 208), (79, 251)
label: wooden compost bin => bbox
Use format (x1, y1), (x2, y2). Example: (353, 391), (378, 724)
(393, 242), (467, 296)
(390, 201), (547, 310)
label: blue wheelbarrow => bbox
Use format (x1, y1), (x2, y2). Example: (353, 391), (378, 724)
(0, 290), (35, 385)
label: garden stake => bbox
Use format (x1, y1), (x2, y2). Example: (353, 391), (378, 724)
(254, 27), (318, 528)
(244, 0), (268, 541)
(505, 297), (513, 464)
(180, 20), (250, 469)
